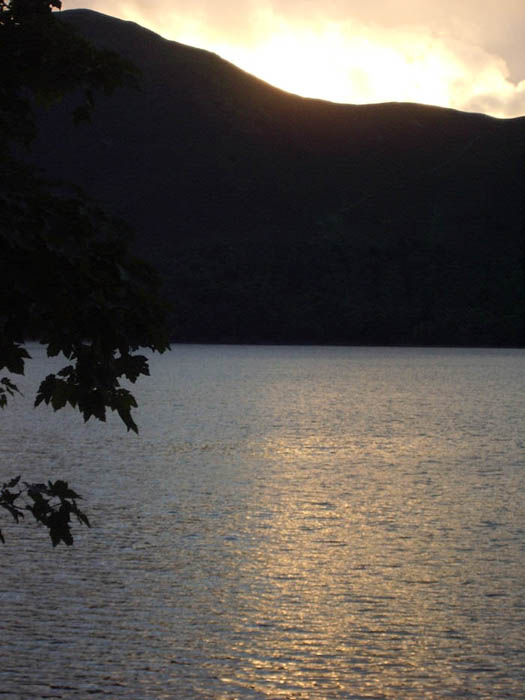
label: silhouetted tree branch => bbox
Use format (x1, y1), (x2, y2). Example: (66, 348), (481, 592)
(1, 0), (170, 545)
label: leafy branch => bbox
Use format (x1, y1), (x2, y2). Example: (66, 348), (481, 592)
(1, 0), (170, 546)
(0, 475), (90, 546)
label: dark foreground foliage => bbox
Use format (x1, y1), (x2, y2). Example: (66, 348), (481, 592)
(1, 0), (169, 544)
(1, 476), (90, 546)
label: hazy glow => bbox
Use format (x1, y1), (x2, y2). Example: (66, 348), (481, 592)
(210, 23), (460, 107)
(63, 2), (525, 117)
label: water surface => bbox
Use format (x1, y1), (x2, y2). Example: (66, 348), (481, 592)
(1, 345), (524, 698)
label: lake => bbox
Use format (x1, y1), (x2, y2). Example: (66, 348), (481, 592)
(1, 344), (524, 699)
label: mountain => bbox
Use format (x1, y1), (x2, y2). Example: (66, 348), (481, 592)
(29, 9), (525, 346)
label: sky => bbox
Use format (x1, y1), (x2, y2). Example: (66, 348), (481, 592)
(63, 1), (525, 118)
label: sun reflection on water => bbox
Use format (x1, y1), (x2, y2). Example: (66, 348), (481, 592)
(192, 350), (525, 697)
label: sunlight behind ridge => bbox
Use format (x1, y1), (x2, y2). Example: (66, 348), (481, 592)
(62, 1), (525, 117)
(203, 26), (460, 108)
(138, 9), (525, 117)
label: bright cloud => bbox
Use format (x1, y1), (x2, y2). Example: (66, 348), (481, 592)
(62, 1), (525, 118)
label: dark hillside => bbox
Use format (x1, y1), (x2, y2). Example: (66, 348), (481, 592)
(29, 9), (525, 345)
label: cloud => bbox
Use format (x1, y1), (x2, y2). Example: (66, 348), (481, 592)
(62, 1), (525, 117)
